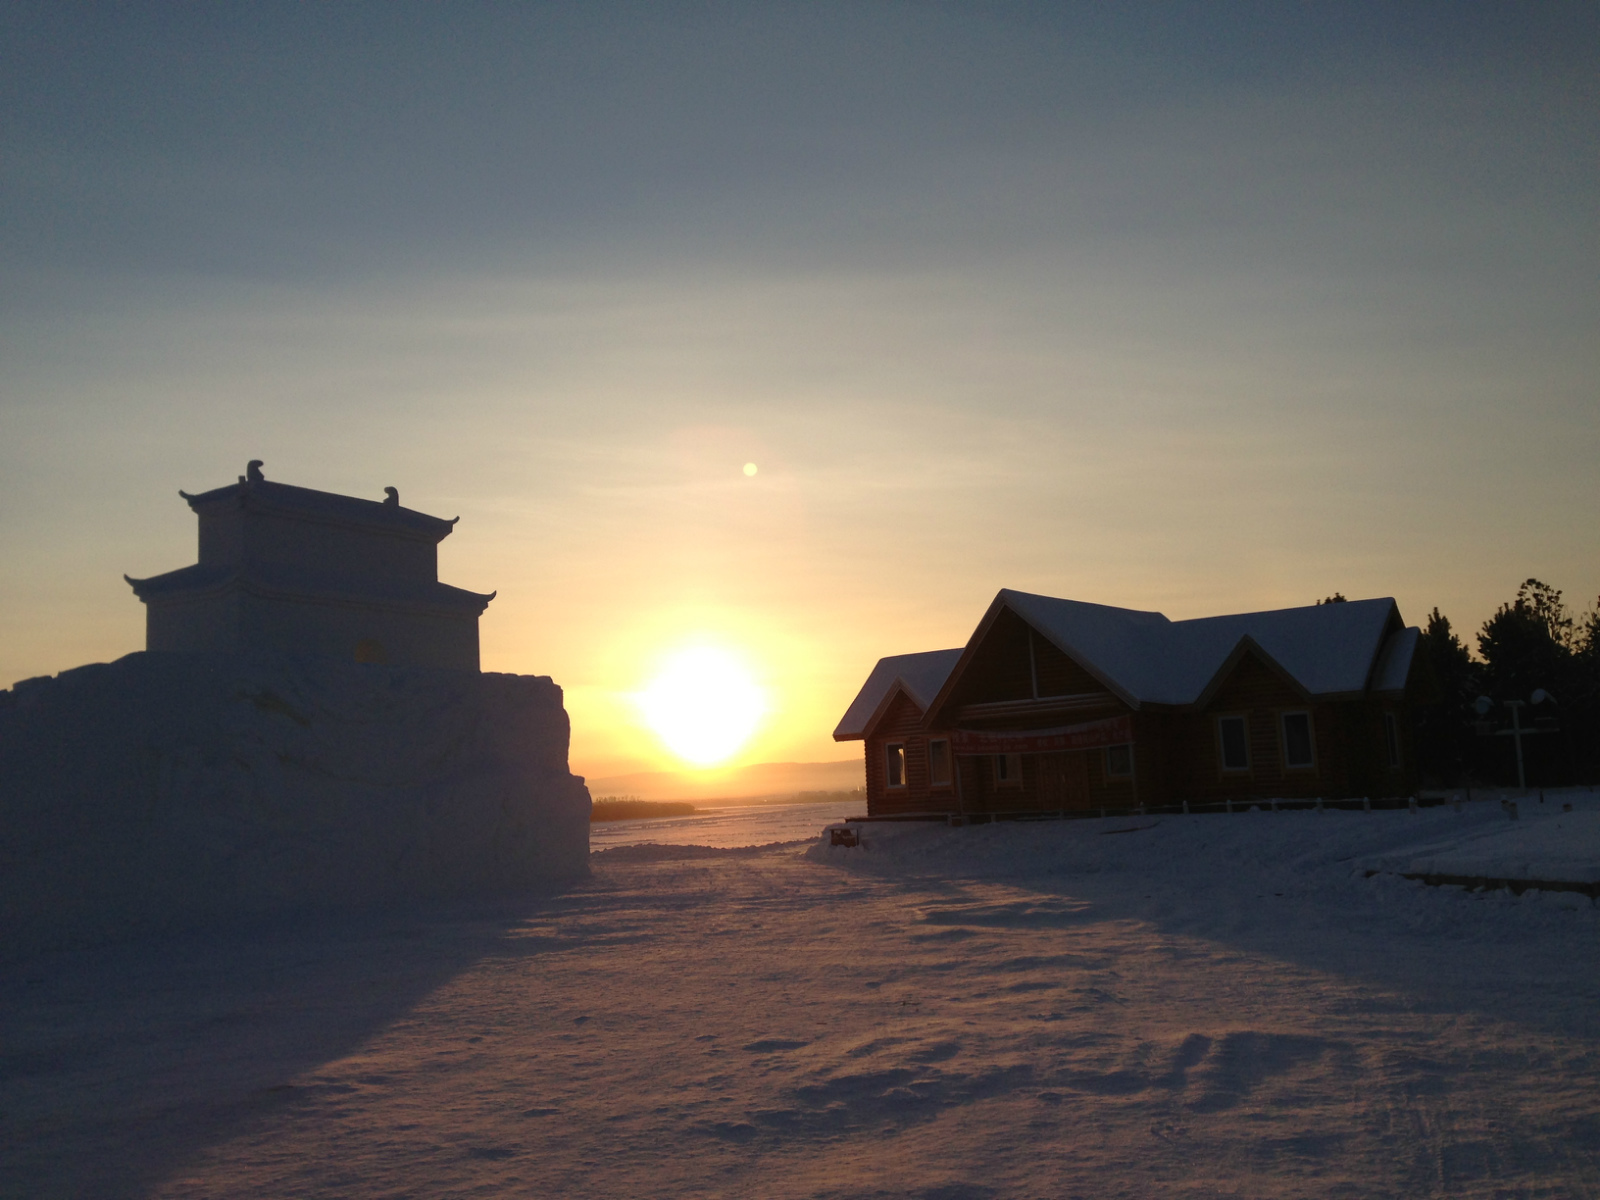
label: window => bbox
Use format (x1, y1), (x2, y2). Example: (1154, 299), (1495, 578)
(1105, 743), (1133, 778)
(885, 743), (906, 788)
(1281, 712), (1314, 769)
(929, 739), (952, 787)
(994, 753), (1023, 786)
(1383, 712), (1401, 768)
(1218, 716), (1249, 771)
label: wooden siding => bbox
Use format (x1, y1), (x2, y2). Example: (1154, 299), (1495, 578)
(857, 610), (1418, 816)
(864, 691), (959, 816)
(943, 609), (1036, 709)
(1032, 634), (1108, 698)
(925, 606), (1138, 814)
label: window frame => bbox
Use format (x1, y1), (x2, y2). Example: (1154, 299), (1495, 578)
(994, 752), (1024, 787)
(1216, 714), (1250, 772)
(1280, 710), (1316, 770)
(1383, 712), (1402, 768)
(1105, 742), (1134, 778)
(885, 742), (907, 789)
(928, 738), (953, 788)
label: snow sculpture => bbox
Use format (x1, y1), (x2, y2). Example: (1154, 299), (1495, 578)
(125, 461), (495, 670)
(1, 464), (591, 958)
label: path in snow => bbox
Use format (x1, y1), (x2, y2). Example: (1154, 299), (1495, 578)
(4, 802), (1599, 1199)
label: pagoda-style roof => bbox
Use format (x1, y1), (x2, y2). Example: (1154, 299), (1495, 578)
(123, 461), (497, 669)
(124, 561), (495, 614)
(179, 476), (460, 542)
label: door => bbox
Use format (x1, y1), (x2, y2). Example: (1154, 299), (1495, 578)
(1035, 751), (1090, 810)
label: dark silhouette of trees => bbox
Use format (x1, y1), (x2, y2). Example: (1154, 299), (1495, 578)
(1408, 580), (1598, 786)
(1414, 607), (1476, 785)
(1477, 578), (1573, 700)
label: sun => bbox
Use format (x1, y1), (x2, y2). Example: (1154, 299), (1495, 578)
(637, 645), (766, 767)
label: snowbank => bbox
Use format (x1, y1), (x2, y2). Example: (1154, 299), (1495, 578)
(0, 652), (590, 957)
(1359, 807), (1600, 886)
(807, 789), (1600, 943)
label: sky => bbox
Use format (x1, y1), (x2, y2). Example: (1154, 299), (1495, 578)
(2, 2), (1597, 780)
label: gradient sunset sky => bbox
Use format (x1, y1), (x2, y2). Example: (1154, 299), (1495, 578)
(3, 3), (1596, 780)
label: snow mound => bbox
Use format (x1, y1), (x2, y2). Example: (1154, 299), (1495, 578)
(0, 651), (590, 958)
(807, 791), (1600, 942)
(1359, 809), (1600, 885)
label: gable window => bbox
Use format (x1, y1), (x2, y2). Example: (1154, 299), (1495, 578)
(929, 739), (952, 787)
(885, 743), (906, 788)
(1105, 743), (1133, 778)
(994, 753), (1023, 786)
(1281, 712), (1315, 769)
(1217, 715), (1249, 771)
(1383, 712), (1401, 768)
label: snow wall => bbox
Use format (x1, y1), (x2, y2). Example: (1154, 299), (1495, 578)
(0, 652), (591, 959)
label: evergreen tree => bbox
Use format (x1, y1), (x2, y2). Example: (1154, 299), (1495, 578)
(1568, 596), (1600, 779)
(1477, 578), (1572, 700)
(1475, 579), (1597, 784)
(1414, 607), (1477, 784)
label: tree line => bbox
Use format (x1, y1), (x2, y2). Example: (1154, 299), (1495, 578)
(1410, 579), (1600, 787)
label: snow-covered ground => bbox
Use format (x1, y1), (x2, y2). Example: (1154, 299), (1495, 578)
(4, 791), (1598, 1198)
(589, 799), (856, 850)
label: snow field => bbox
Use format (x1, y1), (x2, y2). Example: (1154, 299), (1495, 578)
(3, 795), (1597, 1198)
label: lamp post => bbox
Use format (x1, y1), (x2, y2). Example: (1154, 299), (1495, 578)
(1475, 691), (1554, 791)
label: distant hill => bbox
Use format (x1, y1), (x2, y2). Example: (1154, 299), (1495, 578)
(584, 758), (863, 803)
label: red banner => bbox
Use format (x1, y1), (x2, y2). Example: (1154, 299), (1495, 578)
(949, 714), (1132, 755)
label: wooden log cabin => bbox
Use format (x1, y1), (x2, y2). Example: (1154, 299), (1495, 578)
(834, 590), (1421, 817)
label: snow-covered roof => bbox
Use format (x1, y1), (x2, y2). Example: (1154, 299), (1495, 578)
(985, 590), (1408, 706)
(833, 648), (963, 741)
(1371, 626), (1420, 694)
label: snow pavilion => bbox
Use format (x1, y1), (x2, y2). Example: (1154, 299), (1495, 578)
(835, 590), (1421, 817)
(125, 461), (495, 670)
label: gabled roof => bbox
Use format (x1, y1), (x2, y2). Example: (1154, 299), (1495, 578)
(833, 648), (963, 741)
(911, 590), (1415, 726)
(1371, 626), (1420, 693)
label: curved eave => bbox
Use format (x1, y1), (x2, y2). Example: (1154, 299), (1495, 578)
(125, 564), (232, 600)
(181, 481), (460, 542)
(127, 567), (496, 618)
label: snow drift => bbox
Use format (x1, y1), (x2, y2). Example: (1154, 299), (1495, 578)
(0, 652), (590, 957)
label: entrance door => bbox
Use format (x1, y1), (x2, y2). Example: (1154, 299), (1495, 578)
(1035, 751), (1090, 810)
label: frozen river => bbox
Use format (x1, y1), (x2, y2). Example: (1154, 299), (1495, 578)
(587, 799), (854, 851)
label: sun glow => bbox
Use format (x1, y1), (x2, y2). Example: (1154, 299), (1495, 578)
(636, 645), (767, 767)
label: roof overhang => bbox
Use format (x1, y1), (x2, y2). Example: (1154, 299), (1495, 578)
(180, 480), (460, 543)
(1191, 634), (1313, 710)
(833, 678), (919, 742)
(921, 591), (1141, 730)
